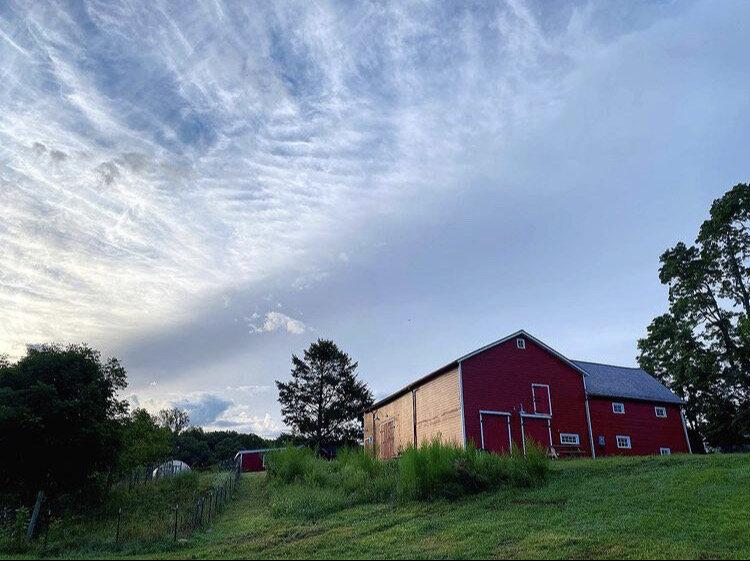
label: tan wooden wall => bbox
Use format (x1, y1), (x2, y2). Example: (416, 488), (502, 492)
(364, 366), (463, 459)
(415, 367), (463, 446)
(364, 391), (414, 459)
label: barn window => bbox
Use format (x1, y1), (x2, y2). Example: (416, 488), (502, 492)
(660, 447), (671, 456)
(612, 402), (625, 414)
(616, 435), (632, 449)
(560, 433), (580, 446)
(516, 338), (526, 349)
(655, 406), (667, 418)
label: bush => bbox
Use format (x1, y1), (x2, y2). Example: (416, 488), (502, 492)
(0, 506), (30, 554)
(264, 447), (326, 486)
(264, 440), (549, 518)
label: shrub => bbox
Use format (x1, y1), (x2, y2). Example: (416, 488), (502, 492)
(398, 440), (464, 500)
(0, 506), (30, 554)
(264, 440), (550, 519)
(265, 447), (325, 486)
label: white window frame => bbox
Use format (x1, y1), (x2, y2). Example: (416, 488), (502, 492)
(616, 435), (632, 449)
(479, 410), (512, 451)
(655, 406), (667, 418)
(531, 383), (552, 416)
(559, 433), (580, 446)
(516, 338), (526, 349)
(660, 447), (671, 456)
(612, 402), (625, 415)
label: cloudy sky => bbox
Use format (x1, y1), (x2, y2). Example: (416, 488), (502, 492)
(1, 0), (748, 437)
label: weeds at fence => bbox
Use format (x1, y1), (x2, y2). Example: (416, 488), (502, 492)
(0, 467), (242, 555)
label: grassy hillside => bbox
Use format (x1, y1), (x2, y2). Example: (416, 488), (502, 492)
(10, 453), (750, 559)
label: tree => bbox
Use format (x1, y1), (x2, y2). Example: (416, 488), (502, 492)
(0, 344), (128, 501)
(157, 407), (190, 436)
(119, 409), (173, 471)
(173, 428), (274, 468)
(638, 184), (750, 450)
(276, 339), (373, 448)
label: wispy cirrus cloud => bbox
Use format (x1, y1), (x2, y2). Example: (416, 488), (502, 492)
(0, 1), (576, 357)
(4, 1), (739, 439)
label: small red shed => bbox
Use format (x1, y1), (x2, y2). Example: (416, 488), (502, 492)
(234, 448), (277, 472)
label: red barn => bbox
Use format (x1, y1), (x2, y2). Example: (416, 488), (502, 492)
(234, 448), (277, 472)
(364, 330), (691, 459)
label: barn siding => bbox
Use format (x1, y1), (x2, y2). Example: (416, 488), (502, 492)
(240, 452), (265, 472)
(364, 390), (414, 459)
(588, 398), (689, 456)
(461, 336), (593, 456)
(364, 367), (462, 459)
(415, 367), (462, 446)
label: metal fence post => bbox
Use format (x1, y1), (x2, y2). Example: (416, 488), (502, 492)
(115, 508), (122, 544)
(43, 509), (51, 552)
(27, 490), (44, 540)
(173, 504), (179, 542)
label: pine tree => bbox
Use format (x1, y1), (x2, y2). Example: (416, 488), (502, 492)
(276, 339), (373, 447)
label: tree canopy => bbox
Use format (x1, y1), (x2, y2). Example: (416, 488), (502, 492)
(276, 339), (373, 448)
(119, 409), (173, 471)
(0, 343), (280, 510)
(0, 344), (128, 501)
(638, 183), (750, 450)
(157, 407), (191, 436)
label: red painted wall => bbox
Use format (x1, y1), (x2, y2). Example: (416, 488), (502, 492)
(461, 336), (593, 457)
(588, 398), (689, 456)
(240, 451), (265, 472)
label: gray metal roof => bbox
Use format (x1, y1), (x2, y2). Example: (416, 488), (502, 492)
(573, 360), (683, 404)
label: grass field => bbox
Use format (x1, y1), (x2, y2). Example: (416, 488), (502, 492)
(8, 453), (750, 560)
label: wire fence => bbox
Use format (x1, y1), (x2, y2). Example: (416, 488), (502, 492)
(109, 469), (241, 545)
(113, 459), (191, 490)
(0, 507), (15, 531)
(5, 465), (243, 554)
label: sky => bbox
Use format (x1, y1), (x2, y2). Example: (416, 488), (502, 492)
(1, 0), (749, 437)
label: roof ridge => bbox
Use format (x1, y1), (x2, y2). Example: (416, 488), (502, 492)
(574, 359), (644, 371)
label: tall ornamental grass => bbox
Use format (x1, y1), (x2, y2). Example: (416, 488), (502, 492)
(264, 440), (549, 519)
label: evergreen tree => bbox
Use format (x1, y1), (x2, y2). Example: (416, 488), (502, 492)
(276, 339), (373, 448)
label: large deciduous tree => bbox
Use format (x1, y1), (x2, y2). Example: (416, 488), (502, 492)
(119, 409), (173, 471)
(638, 184), (750, 450)
(157, 407), (190, 436)
(276, 339), (373, 448)
(0, 344), (128, 501)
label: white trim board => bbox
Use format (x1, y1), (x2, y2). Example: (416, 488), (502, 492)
(531, 383), (552, 416)
(479, 410), (512, 451)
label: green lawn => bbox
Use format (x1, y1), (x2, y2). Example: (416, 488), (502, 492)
(11, 454), (750, 559)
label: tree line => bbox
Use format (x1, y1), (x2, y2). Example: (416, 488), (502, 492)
(0, 336), (374, 512)
(0, 345), (276, 507)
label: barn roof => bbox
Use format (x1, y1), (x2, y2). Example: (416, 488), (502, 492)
(233, 448), (280, 460)
(573, 360), (683, 405)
